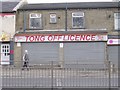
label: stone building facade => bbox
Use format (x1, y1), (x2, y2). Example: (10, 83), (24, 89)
(14, 2), (119, 67)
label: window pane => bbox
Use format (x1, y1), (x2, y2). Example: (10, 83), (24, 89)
(50, 14), (57, 23)
(50, 18), (56, 23)
(118, 19), (120, 29)
(114, 13), (120, 30)
(73, 17), (84, 28)
(118, 13), (120, 29)
(29, 13), (42, 29)
(116, 13), (120, 19)
(30, 18), (41, 28)
(72, 12), (84, 28)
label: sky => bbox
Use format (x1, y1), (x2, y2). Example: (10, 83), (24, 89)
(27, 0), (113, 3)
(0, 0), (115, 3)
(1, 0), (120, 3)
(0, 0), (21, 1)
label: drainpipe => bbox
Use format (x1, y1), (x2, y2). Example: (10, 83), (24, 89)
(65, 3), (67, 31)
(23, 10), (26, 32)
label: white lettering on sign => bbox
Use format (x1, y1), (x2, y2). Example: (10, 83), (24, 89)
(15, 34), (107, 42)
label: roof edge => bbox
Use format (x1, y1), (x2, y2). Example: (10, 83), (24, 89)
(18, 2), (119, 10)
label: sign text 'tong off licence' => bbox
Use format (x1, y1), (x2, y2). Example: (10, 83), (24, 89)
(25, 34), (104, 42)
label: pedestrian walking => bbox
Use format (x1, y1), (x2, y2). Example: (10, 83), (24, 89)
(22, 50), (29, 70)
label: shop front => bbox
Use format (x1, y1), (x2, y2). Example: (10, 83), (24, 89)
(107, 38), (120, 68)
(14, 32), (108, 65)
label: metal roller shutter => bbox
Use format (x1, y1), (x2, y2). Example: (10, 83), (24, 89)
(22, 43), (59, 64)
(64, 42), (106, 64)
(108, 46), (119, 67)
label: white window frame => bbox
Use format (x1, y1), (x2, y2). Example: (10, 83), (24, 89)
(72, 12), (84, 29)
(29, 13), (42, 29)
(49, 13), (57, 24)
(114, 12), (120, 30)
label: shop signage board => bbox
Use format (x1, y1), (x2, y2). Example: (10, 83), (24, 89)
(15, 34), (107, 42)
(107, 39), (120, 45)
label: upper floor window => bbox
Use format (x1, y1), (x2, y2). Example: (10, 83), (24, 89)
(114, 12), (120, 30)
(49, 13), (57, 24)
(29, 13), (42, 29)
(72, 12), (84, 29)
